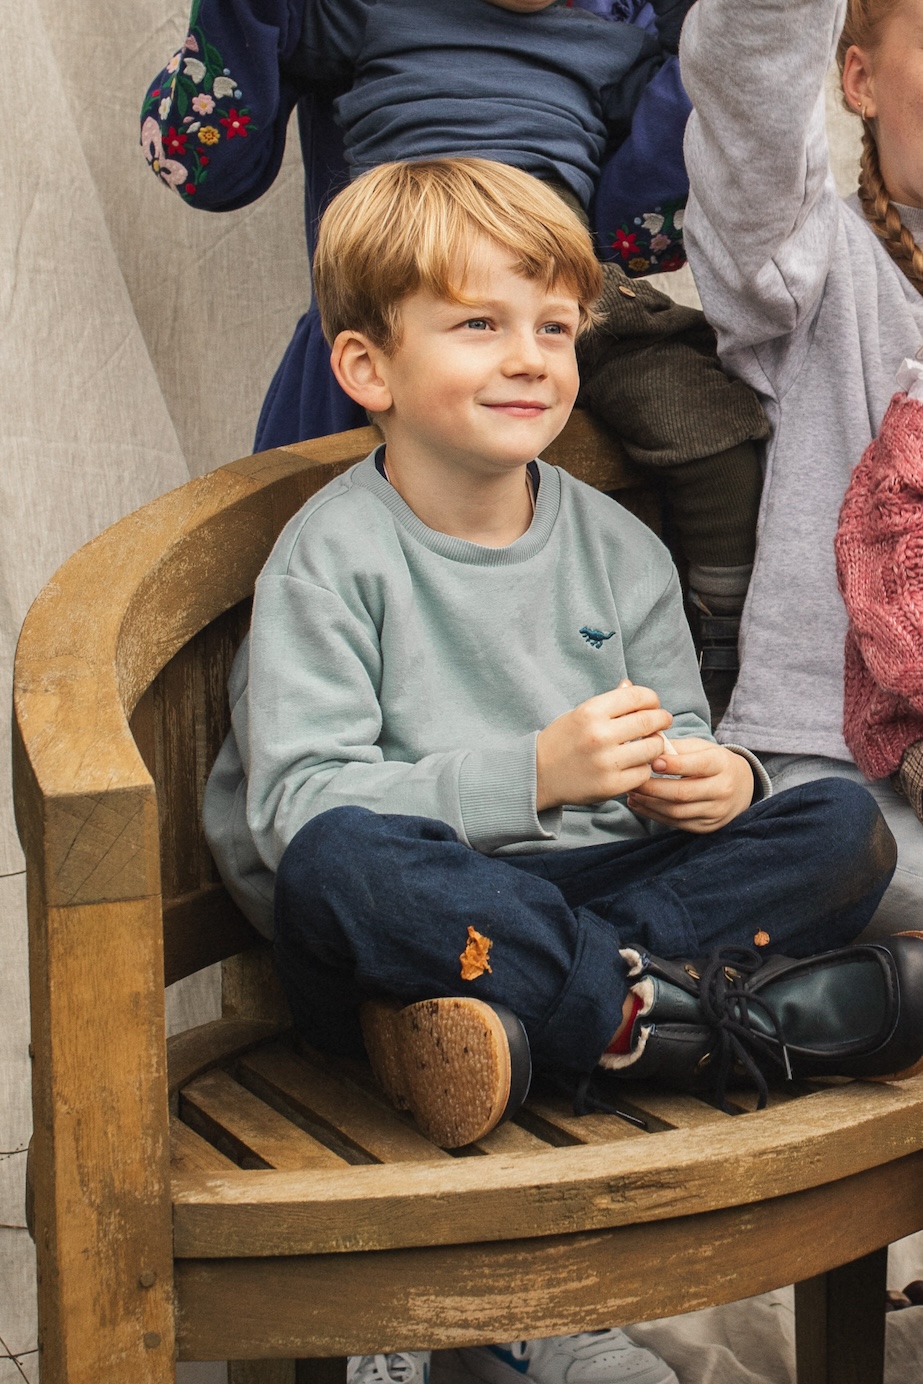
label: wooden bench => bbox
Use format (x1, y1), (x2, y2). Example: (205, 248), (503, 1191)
(14, 412), (923, 1384)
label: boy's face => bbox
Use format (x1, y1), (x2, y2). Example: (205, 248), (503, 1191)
(372, 240), (581, 479)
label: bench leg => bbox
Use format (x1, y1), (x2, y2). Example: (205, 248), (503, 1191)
(228, 1357), (347, 1384)
(296, 1360), (348, 1384)
(229, 1366), (296, 1383)
(794, 1246), (888, 1384)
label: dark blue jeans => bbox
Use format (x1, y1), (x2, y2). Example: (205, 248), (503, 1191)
(273, 779), (896, 1072)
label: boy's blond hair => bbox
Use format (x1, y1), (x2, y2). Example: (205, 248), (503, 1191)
(314, 157), (603, 351)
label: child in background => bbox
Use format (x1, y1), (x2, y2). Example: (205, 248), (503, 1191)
(835, 355), (923, 824)
(142, 0), (769, 719)
(679, 0), (923, 924)
(204, 155), (921, 1384)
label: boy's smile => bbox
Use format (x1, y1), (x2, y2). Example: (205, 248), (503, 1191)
(371, 240), (581, 486)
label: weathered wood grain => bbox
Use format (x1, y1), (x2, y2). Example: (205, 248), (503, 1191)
(168, 1019), (287, 1098)
(172, 1118), (239, 1175)
(171, 1076), (923, 1259)
(180, 1070), (347, 1171)
(162, 884), (262, 988)
(28, 892), (174, 1382)
(174, 1152), (923, 1359)
(236, 1044), (452, 1165)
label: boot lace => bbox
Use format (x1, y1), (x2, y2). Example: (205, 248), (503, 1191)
(698, 947), (793, 1112)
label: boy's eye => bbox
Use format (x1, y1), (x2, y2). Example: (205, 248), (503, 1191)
(540, 322), (570, 336)
(463, 318), (491, 331)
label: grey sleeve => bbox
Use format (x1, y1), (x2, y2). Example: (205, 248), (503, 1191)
(680, 0), (847, 355)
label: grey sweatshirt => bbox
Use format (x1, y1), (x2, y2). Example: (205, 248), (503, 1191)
(204, 453), (722, 935)
(681, 0), (923, 759)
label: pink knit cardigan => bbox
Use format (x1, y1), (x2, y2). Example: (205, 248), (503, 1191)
(835, 390), (923, 779)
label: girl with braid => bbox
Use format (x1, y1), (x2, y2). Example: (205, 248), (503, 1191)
(679, 0), (923, 927)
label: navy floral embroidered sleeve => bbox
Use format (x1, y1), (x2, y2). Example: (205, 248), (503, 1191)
(140, 0), (312, 210)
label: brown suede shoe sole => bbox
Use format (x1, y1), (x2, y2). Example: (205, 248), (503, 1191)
(360, 997), (527, 1148)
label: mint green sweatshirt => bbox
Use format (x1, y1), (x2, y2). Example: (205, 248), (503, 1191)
(204, 451), (727, 935)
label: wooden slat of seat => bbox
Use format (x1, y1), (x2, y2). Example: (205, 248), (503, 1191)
(180, 1070), (347, 1171)
(519, 1089), (649, 1145)
(171, 1117), (239, 1174)
(726, 1082), (820, 1115)
(237, 1042), (452, 1164)
(616, 1088), (731, 1129)
(169, 1018), (289, 1097)
(326, 1052), (555, 1156)
(171, 1077), (923, 1260)
(470, 1121), (554, 1156)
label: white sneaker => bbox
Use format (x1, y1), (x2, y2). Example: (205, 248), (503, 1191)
(348, 1355), (432, 1384)
(458, 1332), (678, 1384)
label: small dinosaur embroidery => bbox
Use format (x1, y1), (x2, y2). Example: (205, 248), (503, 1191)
(579, 626), (616, 649)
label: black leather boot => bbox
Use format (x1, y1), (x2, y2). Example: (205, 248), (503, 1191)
(601, 934), (923, 1110)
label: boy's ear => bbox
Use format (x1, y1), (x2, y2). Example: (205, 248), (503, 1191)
(330, 330), (394, 414)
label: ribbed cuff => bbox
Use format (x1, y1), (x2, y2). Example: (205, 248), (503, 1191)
(458, 734), (560, 853)
(724, 744), (773, 802)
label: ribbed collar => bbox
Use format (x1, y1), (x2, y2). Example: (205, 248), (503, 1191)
(895, 201), (923, 249)
(352, 448), (561, 566)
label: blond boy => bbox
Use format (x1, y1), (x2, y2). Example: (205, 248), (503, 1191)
(205, 159), (906, 1384)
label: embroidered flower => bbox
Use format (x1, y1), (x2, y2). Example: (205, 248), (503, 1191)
(143, 28), (257, 200)
(674, 209), (684, 229)
(219, 108), (251, 139)
(164, 125), (188, 157)
(141, 116), (164, 165)
(612, 230), (639, 258)
(604, 198), (687, 277)
(159, 158), (188, 188)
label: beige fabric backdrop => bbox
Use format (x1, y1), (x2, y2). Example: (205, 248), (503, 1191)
(1, 3), (921, 1376)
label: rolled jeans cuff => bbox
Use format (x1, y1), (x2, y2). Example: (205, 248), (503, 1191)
(528, 906), (629, 1072)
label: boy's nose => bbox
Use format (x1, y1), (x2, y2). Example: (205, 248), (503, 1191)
(502, 330), (547, 375)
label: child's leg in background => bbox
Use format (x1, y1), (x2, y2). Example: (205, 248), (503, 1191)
(576, 263), (769, 723)
(272, 779), (893, 1074)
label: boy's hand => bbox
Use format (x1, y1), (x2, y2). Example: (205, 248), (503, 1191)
(536, 683), (674, 812)
(626, 738), (754, 833)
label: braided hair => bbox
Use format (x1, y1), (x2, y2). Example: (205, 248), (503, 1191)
(837, 0), (923, 293)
